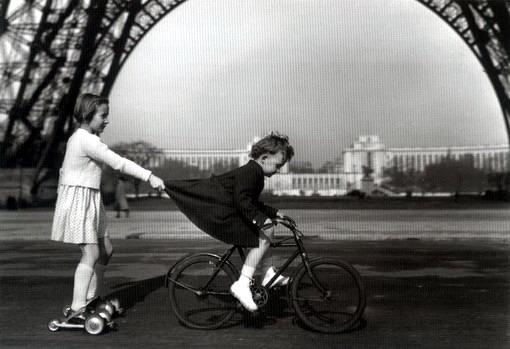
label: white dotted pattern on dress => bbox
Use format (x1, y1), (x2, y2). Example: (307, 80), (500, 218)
(51, 185), (108, 244)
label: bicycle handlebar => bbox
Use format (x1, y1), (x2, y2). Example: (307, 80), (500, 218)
(274, 216), (297, 229)
(261, 215), (297, 231)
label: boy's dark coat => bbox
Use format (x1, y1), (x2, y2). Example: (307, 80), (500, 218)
(165, 160), (277, 247)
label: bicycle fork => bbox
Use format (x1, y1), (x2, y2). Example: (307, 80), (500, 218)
(296, 240), (329, 298)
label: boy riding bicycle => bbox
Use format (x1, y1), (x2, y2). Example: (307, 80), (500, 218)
(165, 132), (294, 312)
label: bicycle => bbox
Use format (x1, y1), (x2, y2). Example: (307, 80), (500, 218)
(165, 216), (366, 333)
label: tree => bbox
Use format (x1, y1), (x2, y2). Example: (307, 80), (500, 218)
(289, 161), (314, 173)
(486, 172), (510, 200)
(318, 161), (339, 173)
(110, 141), (159, 166)
(362, 165), (374, 179)
(382, 165), (422, 193)
(421, 155), (487, 193)
(106, 141), (160, 198)
(154, 158), (210, 181)
(209, 161), (237, 175)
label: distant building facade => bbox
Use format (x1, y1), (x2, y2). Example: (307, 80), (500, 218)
(342, 135), (510, 186)
(140, 135), (509, 196)
(148, 144), (290, 174)
(264, 172), (360, 196)
(148, 149), (250, 171)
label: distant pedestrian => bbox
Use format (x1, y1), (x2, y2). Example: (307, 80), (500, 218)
(50, 93), (165, 323)
(165, 132), (294, 312)
(115, 176), (130, 218)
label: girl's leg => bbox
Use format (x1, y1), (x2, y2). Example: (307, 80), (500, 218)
(71, 244), (99, 311)
(87, 236), (114, 300)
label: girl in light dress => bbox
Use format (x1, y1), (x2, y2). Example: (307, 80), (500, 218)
(51, 93), (165, 322)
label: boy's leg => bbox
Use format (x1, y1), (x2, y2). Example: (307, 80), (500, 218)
(258, 228), (289, 287)
(71, 244), (99, 311)
(230, 229), (273, 311)
(259, 227), (275, 275)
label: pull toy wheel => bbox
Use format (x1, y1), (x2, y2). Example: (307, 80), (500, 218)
(97, 302), (115, 316)
(84, 314), (105, 335)
(47, 319), (60, 332)
(97, 309), (112, 322)
(98, 298), (124, 316)
(62, 305), (71, 317)
(109, 298), (124, 315)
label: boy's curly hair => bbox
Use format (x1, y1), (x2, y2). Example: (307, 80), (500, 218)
(249, 132), (294, 161)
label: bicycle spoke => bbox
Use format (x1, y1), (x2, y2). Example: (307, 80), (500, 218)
(291, 259), (366, 333)
(169, 255), (237, 329)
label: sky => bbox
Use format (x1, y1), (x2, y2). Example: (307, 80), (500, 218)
(100, 0), (509, 166)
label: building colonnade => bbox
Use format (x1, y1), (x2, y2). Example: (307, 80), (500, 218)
(131, 135), (509, 195)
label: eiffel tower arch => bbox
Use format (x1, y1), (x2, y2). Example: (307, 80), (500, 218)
(0, 0), (509, 195)
(417, 0), (510, 131)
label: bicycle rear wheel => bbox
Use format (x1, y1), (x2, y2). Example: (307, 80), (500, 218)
(290, 258), (366, 333)
(168, 255), (238, 329)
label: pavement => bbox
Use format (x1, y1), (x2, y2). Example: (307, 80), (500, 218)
(1, 237), (509, 349)
(2, 209), (510, 241)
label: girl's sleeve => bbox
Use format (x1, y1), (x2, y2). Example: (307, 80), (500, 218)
(233, 169), (270, 228)
(83, 136), (152, 182)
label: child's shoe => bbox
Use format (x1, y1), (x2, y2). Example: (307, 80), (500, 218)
(65, 307), (89, 324)
(86, 296), (102, 308)
(230, 280), (258, 312)
(262, 267), (289, 288)
(63, 297), (100, 317)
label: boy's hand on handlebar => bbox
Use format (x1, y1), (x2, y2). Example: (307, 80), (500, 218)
(261, 218), (275, 232)
(276, 214), (296, 228)
(148, 174), (165, 191)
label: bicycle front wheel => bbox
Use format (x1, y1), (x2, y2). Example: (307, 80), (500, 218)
(290, 258), (366, 333)
(168, 255), (238, 330)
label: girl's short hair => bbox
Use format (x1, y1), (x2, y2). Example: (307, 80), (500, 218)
(73, 93), (109, 124)
(249, 132), (295, 161)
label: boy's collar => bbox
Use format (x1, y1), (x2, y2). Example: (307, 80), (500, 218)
(249, 159), (263, 171)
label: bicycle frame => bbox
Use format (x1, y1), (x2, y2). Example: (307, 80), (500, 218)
(166, 217), (329, 297)
(264, 219), (329, 297)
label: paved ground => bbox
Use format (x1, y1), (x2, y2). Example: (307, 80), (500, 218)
(2, 209), (510, 241)
(1, 238), (509, 349)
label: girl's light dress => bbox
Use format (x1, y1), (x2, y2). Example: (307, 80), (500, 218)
(51, 186), (107, 244)
(51, 128), (151, 244)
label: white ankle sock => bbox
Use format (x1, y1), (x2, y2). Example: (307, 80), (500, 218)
(71, 263), (94, 311)
(87, 263), (107, 300)
(239, 265), (256, 285)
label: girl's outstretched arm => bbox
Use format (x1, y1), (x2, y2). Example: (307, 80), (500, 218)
(82, 134), (152, 183)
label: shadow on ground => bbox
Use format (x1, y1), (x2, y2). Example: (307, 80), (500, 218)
(101, 277), (368, 334)
(106, 275), (166, 311)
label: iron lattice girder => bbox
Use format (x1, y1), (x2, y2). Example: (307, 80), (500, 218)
(0, 0), (508, 190)
(0, 0), (188, 172)
(416, 0), (510, 129)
